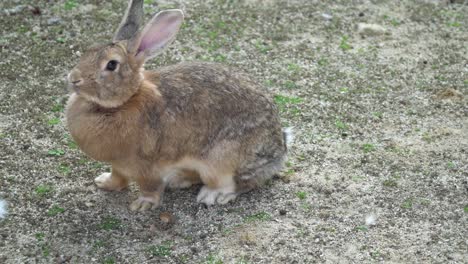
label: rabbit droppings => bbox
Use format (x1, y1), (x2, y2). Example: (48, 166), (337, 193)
(66, 0), (291, 211)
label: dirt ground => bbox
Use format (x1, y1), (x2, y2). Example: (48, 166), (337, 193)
(0, 0), (467, 263)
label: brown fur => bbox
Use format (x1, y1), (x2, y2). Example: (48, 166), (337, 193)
(66, 6), (287, 209)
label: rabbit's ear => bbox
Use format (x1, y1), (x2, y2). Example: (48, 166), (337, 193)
(129, 10), (184, 61)
(113, 0), (144, 42)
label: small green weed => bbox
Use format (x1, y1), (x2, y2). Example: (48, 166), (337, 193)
(464, 205), (468, 213)
(447, 161), (456, 169)
(274, 95), (303, 105)
(35, 232), (45, 241)
(99, 217), (121, 230)
(254, 40), (271, 54)
(317, 58), (328, 66)
(244, 212), (271, 223)
(58, 164), (71, 175)
(56, 37), (66, 43)
(448, 21), (461, 27)
(36, 185), (53, 196)
(287, 63), (301, 72)
(372, 112), (383, 118)
(204, 254), (223, 264)
(335, 119), (347, 130)
(355, 225), (368, 231)
(147, 241), (172, 257)
(48, 205), (65, 216)
(296, 191), (307, 200)
(64, 0), (78, 10)
(401, 198), (413, 209)
(48, 149), (65, 156)
(382, 179), (397, 187)
(362, 144), (375, 153)
(51, 103), (64, 112)
(339, 36), (352, 51)
(284, 80), (297, 89)
(339, 87), (349, 94)
(48, 117), (60, 125)
(102, 257), (115, 264)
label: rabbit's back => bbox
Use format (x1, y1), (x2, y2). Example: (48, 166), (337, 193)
(142, 62), (286, 174)
(153, 62), (281, 135)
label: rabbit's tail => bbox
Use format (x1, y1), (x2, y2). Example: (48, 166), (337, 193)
(283, 127), (294, 149)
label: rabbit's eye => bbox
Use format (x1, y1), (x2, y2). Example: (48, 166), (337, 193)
(106, 60), (118, 71)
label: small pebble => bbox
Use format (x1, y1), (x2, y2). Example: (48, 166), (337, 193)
(321, 13), (333, 20)
(279, 209), (287, 215)
(47, 17), (62, 26)
(357, 23), (387, 36)
(159, 211), (175, 224)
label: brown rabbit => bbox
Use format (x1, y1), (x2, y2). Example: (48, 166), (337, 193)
(66, 0), (291, 211)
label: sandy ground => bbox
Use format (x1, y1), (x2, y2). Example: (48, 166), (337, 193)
(0, 0), (467, 263)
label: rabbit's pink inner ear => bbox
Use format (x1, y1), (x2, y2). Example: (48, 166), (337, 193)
(136, 10), (183, 58)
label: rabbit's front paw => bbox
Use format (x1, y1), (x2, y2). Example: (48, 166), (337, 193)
(130, 196), (160, 211)
(196, 186), (237, 206)
(95, 173), (128, 191)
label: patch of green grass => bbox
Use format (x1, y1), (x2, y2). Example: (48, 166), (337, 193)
(42, 244), (50, 257)
(339, 87), (349, 94)
(254, 40), (271, 54)
(264, 80), (274, 87)
(48, 149), (65, 156)
(355, 225), (368, 231)
(401, 198), (413, 209)
(244, 212), (271, 223)
(36, 184), (53, 197)
(447, 161), (456, 169)
(144, 0), (155, 4)
(352, 175), (365, 182)
(56, 37), (66, 44)
(283, 80), (297, 89)
(35, 232), (45, 241)
(236, 256), (249, 264)
(48, 205), (65, 216)
(372, 112), (383, 119)
(99, 217), (121, 230)
(274, 95), (303, 114)
(64, 0), (78, 10)
(390, 19), (400, 26)
(273, 95), (303, 105)
(370, 251), (381, 259)
(464, 205), (468, 213)
(448, 21), (461, 27)
(335, 119), (347, 130)
(422, 132), (433, 143)
(64, 135), (77, 149)
(58, 164), (71, 175)
(287, 63), (301, 72)
(204, 254), (223, 264)
(147, 241), (172, 257)
(92, 240), (107, 250)
(382, 179), (397, 187)
(362, 143), (375, 153)
(102, 257), (115, 264)
(317, 58), (328, 66)
(296, 191), (307, 200)
(48, 117), (60, 125)
(339, 36), (352, 51)
(214, 54), (227, 62)
(51, 103), (64, 112)
(301, 202), (312, 212)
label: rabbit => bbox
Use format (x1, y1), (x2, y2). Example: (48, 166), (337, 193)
(66, 0), (291, 211)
